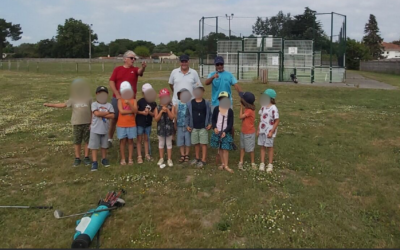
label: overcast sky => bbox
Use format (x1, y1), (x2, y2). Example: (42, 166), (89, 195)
(1, 0), (399, 46)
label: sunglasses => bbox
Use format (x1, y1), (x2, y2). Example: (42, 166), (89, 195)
(127, 57), (136, 60)
(180, 60), (188, 63)
(216, 63), (224, 66)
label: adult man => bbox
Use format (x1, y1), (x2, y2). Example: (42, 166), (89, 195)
(205, 56), (242, 111)
(108, 50), (147, 146)
(169, 55), (201, 105)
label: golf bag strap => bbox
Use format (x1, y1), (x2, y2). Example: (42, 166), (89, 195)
(96, 226), (102, 249)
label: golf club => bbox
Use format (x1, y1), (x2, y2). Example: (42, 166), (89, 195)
(0, 205), (53, 209)
(54, 207), (117, 219)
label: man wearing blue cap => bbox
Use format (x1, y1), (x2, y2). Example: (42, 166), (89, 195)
(169, 54), (201, 106)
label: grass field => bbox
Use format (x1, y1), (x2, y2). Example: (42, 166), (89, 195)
(0, 67), (400, 248)
(356, 70), (400, 88)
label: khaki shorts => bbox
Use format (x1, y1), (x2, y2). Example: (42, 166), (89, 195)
(191, 128), (209, 145)
(73, 124), (90, 144)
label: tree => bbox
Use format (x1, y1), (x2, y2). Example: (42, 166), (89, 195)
(153, 43), (169, 53)
(13, 43), (38, 58)
(346, 38), (371, 70)
(252, 17), (269, 36)
(166, 41), (179, 54)
(55, 18), (98, 58)
(392, 40), (400, 46)
(0, 18), (22, 58)
(94, 42), (109, 57)
(134, 46), (150, 58)
(362, 14), (384, 60)
(132, 40), (155, 53)
(108, 39), (135, 56)
(37, 38), (56, 58)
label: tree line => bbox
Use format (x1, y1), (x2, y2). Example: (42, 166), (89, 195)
(1, 8), (398, 70)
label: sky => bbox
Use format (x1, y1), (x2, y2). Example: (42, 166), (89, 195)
(1, 0), (399, 46)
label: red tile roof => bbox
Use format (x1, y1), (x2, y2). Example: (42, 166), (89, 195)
(382, 42), (400, 51)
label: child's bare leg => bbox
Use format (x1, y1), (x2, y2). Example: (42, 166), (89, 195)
(74, 144), (81, 158)
(268, 147), (274, 164)
(92, 149), (98, 162)
(128, 139), (134, 161)
(260, 146), (266, 163)
(143, 134), (149, 156)
(180, 146), (185, 156)
(136, 135), (142, 157)
(167, 149), (172, 160)
(101, 148), (107, 159)
(185, 146), (190, 156)
(218, 150), (224, 167)
(240, 149), (245, 163)
(224, 150), (229, 167)
(195, 144), (200, 159)
(120, 139), (126, 162)
(84, 143), (89, 158)
(250, 151), (255, 164)
(201, 144), (207, 162)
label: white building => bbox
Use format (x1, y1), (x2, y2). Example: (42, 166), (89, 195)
(382, 42), (400, 59)
(150, 51), (178, 60)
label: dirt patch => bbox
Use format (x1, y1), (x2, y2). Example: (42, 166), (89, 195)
(185, 175), (194, 183)
(301, 176), (321, 186)
(160, 215), (189, 230)
(197, 192), (211, 198)
(371, 137), (400, 147)
(201, 209), (220, 229)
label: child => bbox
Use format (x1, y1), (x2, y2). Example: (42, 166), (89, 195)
(186, 83), (212, 168)
(210, 91), (234, 173)
(88, 86), (115, 171)
(43, 79), (92, 167)
(257, 89), (280, 173)
(136, 83), (157, 163)
(117, 82), (138, 165)
(238, 92), (257, 170)
(175, 88), (192, 164)
(154, 88), (175, 168)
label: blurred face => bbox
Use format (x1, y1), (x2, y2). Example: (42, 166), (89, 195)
(70, 82), (91, 100)
(179, 90), (191, 104)
(180, 60), (189, 71)
(215, 63), (224, 72)
(124, 54), (136, 67)
(144, 89), (156, 103)
(121, 89), (133, 100)
(193, 88), (204, 99)
(160, 95), (171, 105)
(260, 94), (271, 106)
(96, 92), (108, 104)
(219, 97), (230, 109)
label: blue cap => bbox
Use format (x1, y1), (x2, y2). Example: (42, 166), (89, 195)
(239, 91), (255, 105)
(179, 54), (189, 61)
(263, 89), (276, 99)
(214, 56), (224, 65)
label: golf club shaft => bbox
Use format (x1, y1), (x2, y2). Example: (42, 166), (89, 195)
(0, 206), (53, 209)
(58, 206), (117, 219)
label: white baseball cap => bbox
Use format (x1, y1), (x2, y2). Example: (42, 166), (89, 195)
(142, 83), (153, 93)
(120, 81), (132, 93)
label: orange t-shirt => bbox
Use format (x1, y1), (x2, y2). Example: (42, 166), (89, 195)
(241, 109), (255, 134)
(117, 99), (136, 127)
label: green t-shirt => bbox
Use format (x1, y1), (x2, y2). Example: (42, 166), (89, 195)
(66, 98), (93, 125)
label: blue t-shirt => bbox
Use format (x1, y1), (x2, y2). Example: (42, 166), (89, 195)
(208, 71), (238, 107)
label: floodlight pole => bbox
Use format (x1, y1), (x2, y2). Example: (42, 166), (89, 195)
(89, 24), (92, 64)
(330, 12), (333, 83)
(226, 14), (234, 39)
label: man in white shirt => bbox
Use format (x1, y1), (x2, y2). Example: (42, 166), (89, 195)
(169, 55), (201, 105)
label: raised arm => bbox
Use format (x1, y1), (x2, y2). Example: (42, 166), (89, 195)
(205, 73), (217, 85)
(233, 83), (243, 94)
(138, 61), (146, 76)
(239, 105), (247, 119)
(167, 105), (175, 120)
(43, 103), (67, 108)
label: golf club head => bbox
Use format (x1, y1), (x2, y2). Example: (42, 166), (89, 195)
(54, 210), (63, 219)
(114, 198), (125, 207)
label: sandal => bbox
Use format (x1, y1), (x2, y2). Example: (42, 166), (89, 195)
(178, 155), (185, 163)
(120, 160), (127, 166)
(218, 164), (225, 170)
(137, 156), (143, 164)
(128, 159), (134, 165)
(184, 155), (190, 163)
(145, 154), (153, 161)
(224, 166), (234, 174)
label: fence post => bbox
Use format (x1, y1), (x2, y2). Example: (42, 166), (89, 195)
(76, 63), (78, 73)
(160, 64), (162, 70)
(8, 60), (11, 70)
(152, 63), (154, 69)
(102, 63), (104, 72)
(36, 62), (39, 72)
(17, 61), (20, 71)
(27, 61), (29, 72)
(89, 62), (91, 73)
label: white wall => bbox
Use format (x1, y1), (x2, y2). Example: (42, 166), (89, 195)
(382, 50), (400, 59)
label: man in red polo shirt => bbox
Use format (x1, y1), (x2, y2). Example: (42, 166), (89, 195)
(108, 50), (147, 146)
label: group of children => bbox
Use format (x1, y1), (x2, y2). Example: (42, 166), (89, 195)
(44, 79), (280, 173)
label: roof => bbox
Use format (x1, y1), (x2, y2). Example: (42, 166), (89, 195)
(151, 53), (173, 57)
(382, 42), (400, 51)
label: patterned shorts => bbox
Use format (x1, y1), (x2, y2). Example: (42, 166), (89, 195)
(210, 132), (233, 150)
(73, 124), (90, 144)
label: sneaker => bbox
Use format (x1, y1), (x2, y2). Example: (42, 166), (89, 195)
(145, 154), (153, 162)
(259, 163), (266, 172)
(101, 158), (110, 168)
(196, 161), (206, 168)
(157, 158), (164, 166)
(137, 156), (143, 164)
(167, 159), (173, 167)
(251, 163), (258, 170)
(91, 161), (98, 171)
(190, 159), (199, 166)
(107, 139), (113, 148)
(238, 162), (244, 170)
(83, 157), (91, 166)
(73, 158), (81, 167)
(266, 163), (273, 173)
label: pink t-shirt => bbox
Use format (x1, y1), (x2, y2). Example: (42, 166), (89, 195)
(216, 112), (228, 131)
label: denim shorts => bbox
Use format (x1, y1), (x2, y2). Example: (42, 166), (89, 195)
(137, 126), (152, 136)
(117, 126), (137, 140)
(176, 126), (191, 147)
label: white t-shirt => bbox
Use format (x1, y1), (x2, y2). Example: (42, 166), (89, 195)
(169, 67), (201, 105)
(258, 105), (279, 137)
